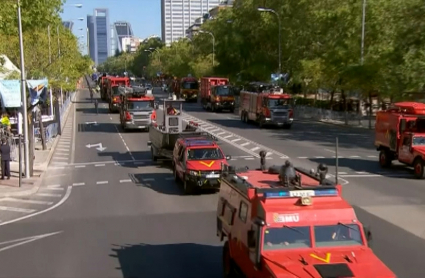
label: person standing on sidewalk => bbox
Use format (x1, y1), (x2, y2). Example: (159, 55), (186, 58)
(94, 99), (98, 114)
(0, 138), (11, 180)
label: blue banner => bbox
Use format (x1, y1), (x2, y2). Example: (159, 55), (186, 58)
(27, 79), (48, 105)
(0, 80), (21, 108)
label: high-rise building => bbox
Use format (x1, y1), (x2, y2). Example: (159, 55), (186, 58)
(161, 0), (222, 45)
(87, 8), (111, 65)
(112, 21), (134, 52)
(62, 21), (74, 31)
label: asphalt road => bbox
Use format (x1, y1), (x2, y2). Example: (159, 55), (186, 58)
(0, 88), (422, 277)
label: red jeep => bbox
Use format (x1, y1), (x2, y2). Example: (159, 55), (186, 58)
(172, 135), (231, 194)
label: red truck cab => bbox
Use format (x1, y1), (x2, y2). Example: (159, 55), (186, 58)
(172, 131), (231, 194)
(180, 76), (199, 102)
(120, 86), (156, 131)
(200, 77), (234, 112)
(240, 82), (293, 128)
(375, 101), (425, 178)
(217, 162), (395, 277)
(108, 77), (130, 112)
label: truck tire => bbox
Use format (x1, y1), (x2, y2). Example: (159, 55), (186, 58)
(379, 150), (392, 168)
(413, 158), (425, 179)
(223, 241), (238, 278)
(183, 177), (194, 195)
(151, 148), (158, 162)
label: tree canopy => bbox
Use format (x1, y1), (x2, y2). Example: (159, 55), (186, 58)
(0, 0), (92, 90)
(106, 0), (425, 99)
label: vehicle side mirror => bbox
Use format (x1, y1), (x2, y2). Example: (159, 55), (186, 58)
(226, 155), (231, 160)
(247, 230), (256, 248)
(363, 226), (373, 247)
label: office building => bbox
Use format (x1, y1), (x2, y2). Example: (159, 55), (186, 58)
(112, 21), (134, 52)
(161, 0), (222, 45)
(62, 21), (74, 31)
(87, 8), (111, 65)
(122, 37), (142, 53)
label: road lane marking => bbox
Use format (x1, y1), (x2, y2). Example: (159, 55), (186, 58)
(298, 157), (308, 159)
(114, 125), (136, 160)
(0, 206), (36, 213)
(367, 155), (377, 158)
(350, 155), (360, 158)
(35, 193), (62, 197)
(96, 181), (108, 184)
(315, 156), (325, 158)
(241, 142), (250, 146)
(245, 158), (255, 160)
(72, 182), (85, 186)
(217, 132), (226, 135)
(41, 188), (64, 191)
(231, 138), (241, 142)
(1, 198), (53, 205)
(224, 135), (233, 139)
(120, 179), (132, 183)
(95, 164), (105, 167)
(75, 165), (86, 168)
(143, 178), (155, 182)
(53, 157), (68, 160)
(250, 147), (259, 151)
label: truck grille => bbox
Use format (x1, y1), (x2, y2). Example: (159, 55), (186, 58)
(273, 111), (287, 117)
(200, 170), (221, 176)
(133, 114), (149, 120)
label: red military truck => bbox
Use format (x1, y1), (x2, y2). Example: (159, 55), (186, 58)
(239, 82), (293, 128)
(375, 101), (425, 178)
(200, 77), (235, 112)
(217, 161), (395, 277)
(180, 76), (199, 102)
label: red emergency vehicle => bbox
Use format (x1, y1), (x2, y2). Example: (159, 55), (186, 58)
(172, 130), (231, 194)
(119, 86), (156, 131)
(240, 82), (293, 128)
(180, 76), (199, 102)
(217, 162), (395, 277)
(107, 77), (130, 112)
(200, 77), (235, 112)
(375, 101), (425, 178)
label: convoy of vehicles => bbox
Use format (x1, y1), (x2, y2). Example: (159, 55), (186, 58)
(217, 161), (395, 277)
(239, 82), (294, 128)
(119, 86), (156, 131)
(180, 76), (199, 102)
(107, 77), (131, 112)
(200, 77), (235, 112)
(375, 101), (425, 178)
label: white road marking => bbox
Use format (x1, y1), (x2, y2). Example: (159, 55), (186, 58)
(96, 181), (108, 184)
(46, 184), (61, 188)
(250, 147), (260, 151)
(120, 179), (132, 183)
(332, 156), (345, 158)
(224, 135), (233, 139)
(57, 148), (69, 151)
(266, 152), (272, 156)
(217, 132), (226, 135)
(210, 128), (220, 132)
(49, 166), (65, 170)
(315, 156), (325, 158)
(350, 155), (360, 158)
(231, 138), (241, 142)
(367, 155), (377, 158)
(143, 178), (155, 182)
(339, 172), (348, 174)
(298, 157), (308, 159)
(245, 158), (255, 160)
(52, 161), (68, 165)
(356, 171), (368, 174)
(41, 187), (64, 191)
(75, 165), (86, 168)
(35, 193), (62, 198)
(1, 198), (53, 205)
(72, 182), (85, 186)
(95, 164), (105, 167)
(266, 157), (273, 160)
(0, 231), (63, 253)
(0, 206), (35, 213)
(324, 149), (336, 153)
(241, 142), (250, 146)
(53, 157), (68, 160)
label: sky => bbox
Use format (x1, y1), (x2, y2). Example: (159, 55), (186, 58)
(60, 0), (161, 55)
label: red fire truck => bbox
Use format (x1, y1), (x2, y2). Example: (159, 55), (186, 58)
(217, 161), (395, 277)
(119, 86), (156, 131)
(375, 101), (425, 178)
(107, 77), (130, 112)
(200, 77), (235, 112)
(180, 76), (199, 102)
(239, 82), (293, 128)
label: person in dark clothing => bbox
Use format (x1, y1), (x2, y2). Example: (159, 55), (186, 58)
(94, 99), (98, 114)
(0, 138), (11, 179)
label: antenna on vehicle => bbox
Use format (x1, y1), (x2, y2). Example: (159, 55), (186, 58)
(335, 137), (339, 184)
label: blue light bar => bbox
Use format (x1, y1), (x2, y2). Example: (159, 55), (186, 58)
(264, 189), (338, 199)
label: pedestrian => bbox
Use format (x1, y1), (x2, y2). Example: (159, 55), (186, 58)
(0, 138), (11, 180)
(94, 99), (98, 114)
(90, 90), (94, 102)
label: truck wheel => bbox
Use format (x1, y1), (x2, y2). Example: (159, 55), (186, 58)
(413, 158), (425, 179)
(151, 148), (158, 162)
(223, 241), (237, 278)
(183, 177), (194, 195)
(379, 150), (392, 168)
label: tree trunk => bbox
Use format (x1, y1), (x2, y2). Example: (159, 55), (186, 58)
(38, 111), (46, 150)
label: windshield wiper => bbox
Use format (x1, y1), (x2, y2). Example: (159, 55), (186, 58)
(337, 222), (357, 232)
(283, 225), (305, 235)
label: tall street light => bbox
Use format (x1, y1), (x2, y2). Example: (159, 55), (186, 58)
(258, 7), (281, 74)
(198, 30), (215, 67)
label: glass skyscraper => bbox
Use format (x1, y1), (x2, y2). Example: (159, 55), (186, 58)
(87, 8), (111, 65)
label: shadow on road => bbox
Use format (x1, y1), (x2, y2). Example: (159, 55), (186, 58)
(110, 243), (222, 278)
(76, 107), (108, 114)
(128, 171), (183, 195)
(77, 122), (118, 133)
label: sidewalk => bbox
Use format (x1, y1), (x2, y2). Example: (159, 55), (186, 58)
(0, 92), (76, 198)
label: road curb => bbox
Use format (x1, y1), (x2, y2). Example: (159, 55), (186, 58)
(0, 91), (78, 198)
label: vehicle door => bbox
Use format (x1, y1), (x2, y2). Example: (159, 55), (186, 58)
(398, 134), (414, 163)
(175, 147), (186, 179)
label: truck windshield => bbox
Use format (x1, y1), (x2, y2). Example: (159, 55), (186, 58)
(268, 99), (291, 108)
(182, 82), (198, 90)
(216, 86), (234, 96)
(412, 136), (425, 145)
(263, 226), (311, 250)
(112, 86), (120, 95)
(127, 101), (152, 110)
(187, 148), (223, 160)
(314, 224), (363, 247)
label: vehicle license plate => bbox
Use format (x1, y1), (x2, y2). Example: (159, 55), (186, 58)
(206, 174), (220, 178)
(289, 190), (315, 197)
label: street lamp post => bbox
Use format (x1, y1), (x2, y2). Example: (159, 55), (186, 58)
(17, 0), (30, 178)
(258, 7), (281, 74)
(198, 30), (215, 67)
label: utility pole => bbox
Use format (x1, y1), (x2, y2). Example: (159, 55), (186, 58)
(17, 0), (30, 178)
